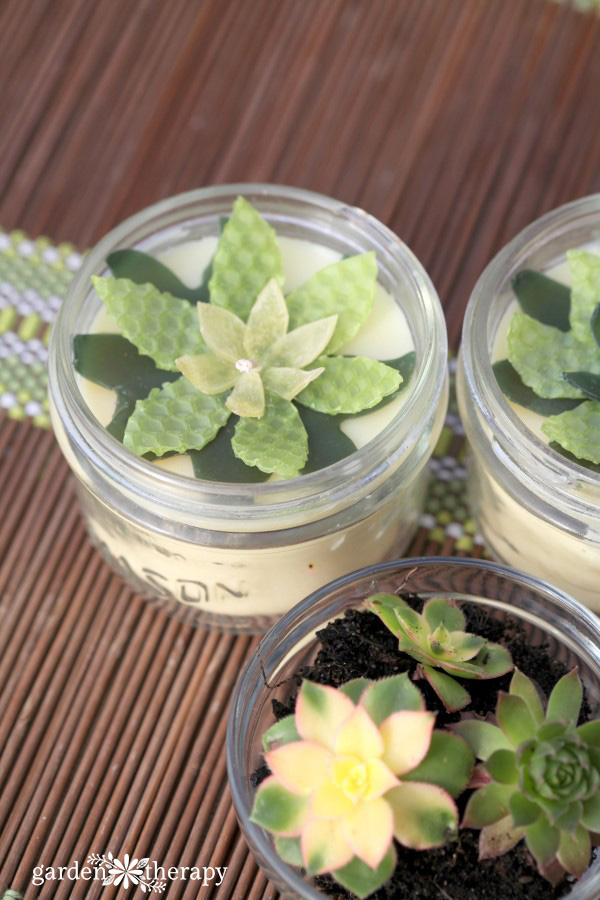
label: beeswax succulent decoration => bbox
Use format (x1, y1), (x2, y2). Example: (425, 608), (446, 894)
(494, 250), (600, 469)
(75, 197), (413, 481)
(366, 594), (513, 712)
(454, 668), (600, 885)
(250, 675), (474, 899)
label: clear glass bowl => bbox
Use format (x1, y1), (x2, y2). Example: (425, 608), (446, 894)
(458, 195), (600, 611)
(48, 184), (448, 633)
(227, 556), (600, 899)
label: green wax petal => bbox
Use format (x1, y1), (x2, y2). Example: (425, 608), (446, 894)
(345, 351), (416, 418)
(507, 312), (600, 399)
(232, 394), (308, 477)
(542, 401), (600, 464)
(123, 377), (230, 457)
(286, 252), (377, 353)
(567, 249), (600, 343)
(209, 196), (283, 320)
(92, 276), (206, 371)
(296, 355), (401, 414)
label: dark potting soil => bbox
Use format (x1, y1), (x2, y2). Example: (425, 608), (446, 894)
(257, 596), (596, 900)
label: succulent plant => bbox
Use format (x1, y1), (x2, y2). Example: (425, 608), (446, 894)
(453, 667), (600, 884)
(250, 674), (474, 899)
(366, 594), (513, 712)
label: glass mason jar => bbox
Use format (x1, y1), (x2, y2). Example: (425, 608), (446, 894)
(48, 185), (448, 633)
(227, 556), (600, 899)
(458, 196), (600, 612)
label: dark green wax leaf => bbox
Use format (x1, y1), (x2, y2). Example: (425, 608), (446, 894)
(106, 249), (206, 303)
(106, 217), (228, 304)
(189, 416), (270, 483)
(563, 371), (600, 402)
(298, 406), (357, 473)
(549, 441), (600, 474)
(107, 393), (137, 442)
(74, 333), (179, 396)
(346, 351), (416, 418)
(511, 270), (571, 332)
(592, 303), (600, 350)
(74, 333), (180, 442)
(385, 350), (416, 383)
(493, 359), (583, 415)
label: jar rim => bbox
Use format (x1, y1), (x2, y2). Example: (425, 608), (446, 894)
(226, 556), (600, 899)
(49, 183), (447, 524)
(461, 194), (600, 508)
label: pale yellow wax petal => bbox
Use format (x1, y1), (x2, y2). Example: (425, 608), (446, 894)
(226, 370), (265, 417)
(301, 820), (354, 874)
(379, 710), (435, 775)
(198, 303), (246, 362)
(310, 780), (354, 820)
(295, 681), (355, 751)
(262, 366), (324, 401)
(176, 353), (237, 393)
(342, 797), (394, 869)
(244, 278), (289, 359)
(334, 706), (384, 761)
(265, 741), (333, 796)
(268, 315), (338, 368)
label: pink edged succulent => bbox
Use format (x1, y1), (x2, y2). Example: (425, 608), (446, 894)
(250, 674), (474, 898)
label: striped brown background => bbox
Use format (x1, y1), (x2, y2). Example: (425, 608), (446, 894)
(1, 0), (599, 897)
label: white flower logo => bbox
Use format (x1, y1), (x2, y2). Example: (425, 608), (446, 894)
(87, 852), (166, 892)
(103, 853), (147, 888)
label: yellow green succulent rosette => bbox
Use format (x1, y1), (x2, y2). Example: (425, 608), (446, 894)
(251, 675), (474, 898)
(76, 197), (413, 482)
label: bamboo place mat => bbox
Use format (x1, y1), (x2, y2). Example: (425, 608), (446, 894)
(1, 1), (600, 898)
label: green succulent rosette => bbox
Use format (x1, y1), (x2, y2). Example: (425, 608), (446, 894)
(74, 197), (414, 481)
(454, 668), (600, 886)
(494, 250), (600, 468)
(366, 594), (513, 712)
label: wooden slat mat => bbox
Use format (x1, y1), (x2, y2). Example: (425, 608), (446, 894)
(1, 1), (600, 897)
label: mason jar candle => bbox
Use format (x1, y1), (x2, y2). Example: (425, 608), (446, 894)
(458, 195), (600, 612)
(48, 185), (448, 632)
